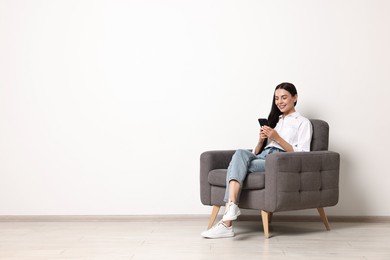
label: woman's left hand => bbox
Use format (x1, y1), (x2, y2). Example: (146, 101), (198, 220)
(262, 126), (280, 142)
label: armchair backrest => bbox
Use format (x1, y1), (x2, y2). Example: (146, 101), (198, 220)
(309, 119), (329, 151)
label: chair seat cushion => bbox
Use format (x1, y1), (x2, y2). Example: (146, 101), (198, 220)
(208, 169), (265, 190)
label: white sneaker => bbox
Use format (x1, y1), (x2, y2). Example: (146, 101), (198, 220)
(201, 220), (234, 239)
(222, 202), (241, 221)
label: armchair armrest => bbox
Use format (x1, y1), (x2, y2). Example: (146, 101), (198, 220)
(264, 151), (340, 212)
(200, 150), (236, 205)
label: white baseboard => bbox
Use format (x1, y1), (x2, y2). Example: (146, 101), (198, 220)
(0, 214), (390, 222)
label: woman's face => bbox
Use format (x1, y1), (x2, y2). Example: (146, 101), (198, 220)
(274, 89), (297, 116)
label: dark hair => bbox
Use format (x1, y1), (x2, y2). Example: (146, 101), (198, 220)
(267, 82), (298, 128)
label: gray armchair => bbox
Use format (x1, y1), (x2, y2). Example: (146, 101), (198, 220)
(200, 119), (340, 238)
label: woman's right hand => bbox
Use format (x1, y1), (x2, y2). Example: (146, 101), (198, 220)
(254, 127), (267, 155)
(259, 126), (267, 140)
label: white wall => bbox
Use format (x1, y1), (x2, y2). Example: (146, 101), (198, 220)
(1, 0), (389, 216)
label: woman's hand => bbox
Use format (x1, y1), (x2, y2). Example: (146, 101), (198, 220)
(259, 126), (268, 140)
(262, 126), (294, 152)
(261, 126), (280, 142)
(254, 127), (267, 155)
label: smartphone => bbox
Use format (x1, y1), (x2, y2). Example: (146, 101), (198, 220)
(258, 118), (269, 127)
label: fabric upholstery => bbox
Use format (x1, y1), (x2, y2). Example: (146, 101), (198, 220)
(264, 151), (340, 212)
(310, 119), (329, 151)
(208, 169), (265, 190)
(200, 150), (235, 205)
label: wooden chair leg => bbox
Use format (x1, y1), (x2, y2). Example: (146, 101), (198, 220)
(207, 205), (221, 229)
(268, 212), (273, 224)
(261, 210), (270, 239)
(317, 207), (331, 231)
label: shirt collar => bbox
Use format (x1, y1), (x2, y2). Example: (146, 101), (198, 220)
(279, 111), (300, 119)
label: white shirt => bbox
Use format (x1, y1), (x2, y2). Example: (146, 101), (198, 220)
(265, 112), (313, 152)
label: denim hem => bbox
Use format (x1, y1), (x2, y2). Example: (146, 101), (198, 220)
(227, 178), (243, 187)
(224, 178), (243, 204)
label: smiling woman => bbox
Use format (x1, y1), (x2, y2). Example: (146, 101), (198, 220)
(201, 82), (313, 239)
(260, 83), (312, 154)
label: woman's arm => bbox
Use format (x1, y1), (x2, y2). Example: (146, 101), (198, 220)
(253, 127), (267, 155)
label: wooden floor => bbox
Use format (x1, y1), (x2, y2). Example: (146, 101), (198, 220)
(0, 217), (390, 259)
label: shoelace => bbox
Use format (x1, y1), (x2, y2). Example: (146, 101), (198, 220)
(210, 220), (227, 230)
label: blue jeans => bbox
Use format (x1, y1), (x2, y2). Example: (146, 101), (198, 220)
(223, 147), (284, 203)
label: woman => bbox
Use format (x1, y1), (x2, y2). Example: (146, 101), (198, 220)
(201, 82), (313, 239)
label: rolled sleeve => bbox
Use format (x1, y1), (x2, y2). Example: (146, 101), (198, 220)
(293, 119), (313, 152)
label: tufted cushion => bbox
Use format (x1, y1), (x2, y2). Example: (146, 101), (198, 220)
(208, 169), (265, 190)
(265, 151), (340, 212)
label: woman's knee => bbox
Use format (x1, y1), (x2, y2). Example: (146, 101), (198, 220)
(233, 149), (250, 158)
